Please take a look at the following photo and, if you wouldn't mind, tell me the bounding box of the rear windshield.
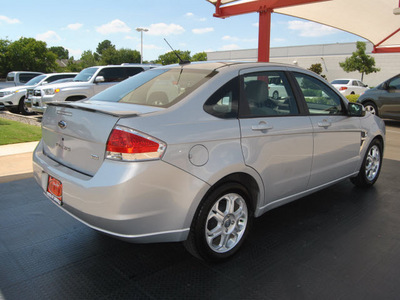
[91,67,216,108]
[331,80,350,85]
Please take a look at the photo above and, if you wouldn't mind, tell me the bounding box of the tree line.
[0,37,207,77]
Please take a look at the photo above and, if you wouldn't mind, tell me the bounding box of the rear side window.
[294,72,344,115]
[204,77,239,118]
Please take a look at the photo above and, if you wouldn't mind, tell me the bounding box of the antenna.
[164,39,191,65]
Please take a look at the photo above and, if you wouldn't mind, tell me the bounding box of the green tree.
[191,52,207,62]
[49,46,69,59]
[308,63,326,80]
[80,50,98,68]
[117,48,141,64]
[96,40,115,56]
[5,37,57,73]
[156,50,191,65]
[0,38,11,77]
[339,41,380,81]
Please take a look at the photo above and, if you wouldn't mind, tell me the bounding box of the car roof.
[158,61,307,72]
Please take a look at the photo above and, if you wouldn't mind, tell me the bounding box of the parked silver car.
[33,62,385,262]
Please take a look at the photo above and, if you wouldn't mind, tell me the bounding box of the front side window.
[19,73,40,83]
[92,68,216,108]
[240,71,299,117]
[294,73,344,115]
[98,68,126,82]
[388,76,400,90]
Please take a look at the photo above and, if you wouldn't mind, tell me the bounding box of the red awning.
[207,0,400,61]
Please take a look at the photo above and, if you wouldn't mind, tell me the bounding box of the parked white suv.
[0,73,77,114]
[27,65,155,114]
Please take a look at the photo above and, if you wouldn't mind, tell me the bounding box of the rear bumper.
[33,140,209,243]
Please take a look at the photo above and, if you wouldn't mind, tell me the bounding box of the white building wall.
[207,42,400,87]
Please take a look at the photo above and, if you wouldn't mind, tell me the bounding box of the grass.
[0,118,42,145]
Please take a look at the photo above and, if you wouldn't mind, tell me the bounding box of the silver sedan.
[33,62,385,262]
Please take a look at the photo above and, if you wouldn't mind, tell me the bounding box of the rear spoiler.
[47,102,154,118]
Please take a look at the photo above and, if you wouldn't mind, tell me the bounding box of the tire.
[184,183,253,262]
[272,91,279,99]
[363,101,378,116]
[18,96,31,115]
[351,139,383,187]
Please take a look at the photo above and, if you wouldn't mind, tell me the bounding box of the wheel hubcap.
[205,193,248,253]
[365,105,376,115]
[365,145,381,181]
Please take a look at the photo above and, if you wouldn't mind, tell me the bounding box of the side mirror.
[348,102,365,117]
[41,81,48,85]
[94,76,105,83]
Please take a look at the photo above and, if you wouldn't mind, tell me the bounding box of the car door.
[239,67,313,205]
[292,72,362,188]
[379,75,400,119]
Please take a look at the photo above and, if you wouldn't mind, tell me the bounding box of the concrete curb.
[0,141,38,183]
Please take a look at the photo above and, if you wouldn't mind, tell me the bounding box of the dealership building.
[206,42,400,87]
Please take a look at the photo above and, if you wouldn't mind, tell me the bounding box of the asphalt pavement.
[0,120,399,299]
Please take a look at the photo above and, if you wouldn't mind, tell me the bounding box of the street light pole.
[136,27,148,64]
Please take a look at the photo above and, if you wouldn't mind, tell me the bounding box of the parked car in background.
[357,73,400,120]
[27,64,155,114]
[0,71,43,89]
[0,72,77,114]
[331,79,369,96]
[33,62,385,262]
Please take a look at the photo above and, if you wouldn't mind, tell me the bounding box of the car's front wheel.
[363,101,378,116]
[184,183,253,262]
[351,139,383,187]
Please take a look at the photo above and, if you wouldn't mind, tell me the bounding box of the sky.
[0,0,365,61]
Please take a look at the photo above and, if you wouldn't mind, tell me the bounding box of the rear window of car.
[91,68,217,108]
[331,80,350,85]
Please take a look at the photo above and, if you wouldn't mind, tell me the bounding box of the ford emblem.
[58,120,67,129]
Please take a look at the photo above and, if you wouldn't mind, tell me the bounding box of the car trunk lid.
[41,102,162,176]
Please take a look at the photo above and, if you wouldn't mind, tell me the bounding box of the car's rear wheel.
[184,183,253,262]
[351,139,383,187]
[364,101,378,116]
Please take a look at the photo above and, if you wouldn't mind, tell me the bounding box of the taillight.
[339,86,348,91]
[106,126,166,161]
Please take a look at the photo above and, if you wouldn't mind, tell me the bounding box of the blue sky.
[0,0,364,61]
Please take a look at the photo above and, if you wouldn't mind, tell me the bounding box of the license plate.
[47,175,63,205]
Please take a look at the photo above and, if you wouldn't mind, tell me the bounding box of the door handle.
[252,122,273,131]
[318,119,331,128]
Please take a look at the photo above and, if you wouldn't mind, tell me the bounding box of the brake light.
[339,86,348,91]
[106,126,166,161]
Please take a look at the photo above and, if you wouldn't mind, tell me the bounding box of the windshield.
[91,67,216,108]
[331,80,350,85]
[25,74,46,86]
[74,67,99,82]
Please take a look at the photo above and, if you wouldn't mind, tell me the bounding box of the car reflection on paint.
[33,61,385,262]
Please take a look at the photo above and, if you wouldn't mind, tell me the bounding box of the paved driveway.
[1,121,400,299]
